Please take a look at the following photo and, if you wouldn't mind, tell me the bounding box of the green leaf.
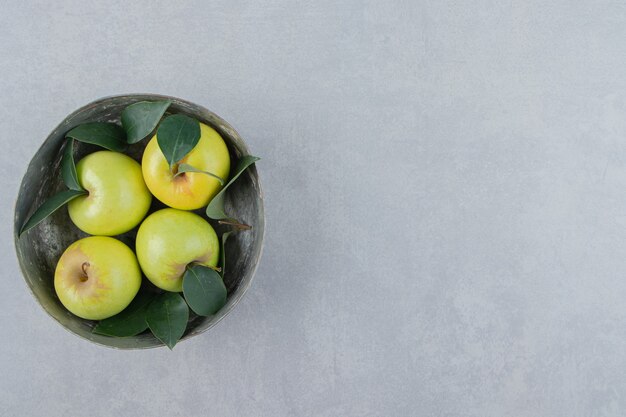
[146,292,189,350]
[93,292,155,337]
[121,100,171,144]
[174,163,225,185]
[19,189,87,237]
[60,138,83,191]
[66,122,126,152]
[220,232,233,279]
[206,155,260,220]
[157,114,201,168]
[182,265,227,317]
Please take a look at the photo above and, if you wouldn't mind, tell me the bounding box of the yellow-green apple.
[141,122,230,210]
[68,151,152,236]
[54,236,142,320]
[135,208,219,292]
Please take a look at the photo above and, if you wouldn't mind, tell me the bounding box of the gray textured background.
[2,1,626,416]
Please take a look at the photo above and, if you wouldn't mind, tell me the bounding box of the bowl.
[13,94,265,349]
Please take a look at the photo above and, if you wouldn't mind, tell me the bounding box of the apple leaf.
[146,292,189,349]
[174,163,225,185]
[121,100,171,144]
[157,114,201,169]
[182,265,227,316]
[19,189,87,237]
[60,138,83,191]
[92,292,155,337]
[66,122,127,152]
[220,231,233,278]
[206,155,260,220]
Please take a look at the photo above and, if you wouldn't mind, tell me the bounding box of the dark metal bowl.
[13,94,265,349]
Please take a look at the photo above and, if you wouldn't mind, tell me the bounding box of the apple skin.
[68,151,152,236]
[135,208,219,292]
[54,236,142,320]
[141,122,230,210]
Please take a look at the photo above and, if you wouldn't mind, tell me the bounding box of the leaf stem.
[186,262,222,272]
[218,220,252,230]
[173,163,225,185]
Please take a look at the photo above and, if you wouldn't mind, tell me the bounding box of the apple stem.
[218,220,252,230]
[80,262,90,282]
[170,163,180,176]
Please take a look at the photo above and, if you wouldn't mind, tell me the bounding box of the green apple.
[54,236,142,320]
[142,122,230,210]
[68,151,152,236]
[135,208,219,292]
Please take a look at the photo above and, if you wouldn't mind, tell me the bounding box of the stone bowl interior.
[13,94,264,349]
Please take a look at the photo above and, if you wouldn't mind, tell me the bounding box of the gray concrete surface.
[2,1,626,416]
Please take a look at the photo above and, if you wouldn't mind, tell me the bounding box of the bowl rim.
[13,93,265,349]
